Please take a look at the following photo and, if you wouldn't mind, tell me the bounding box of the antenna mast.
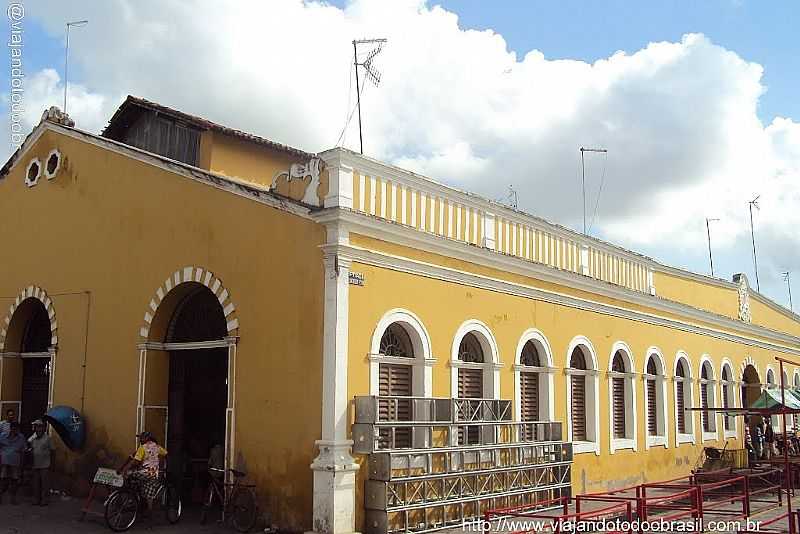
[580,147,607,235]
[352,38,387,154]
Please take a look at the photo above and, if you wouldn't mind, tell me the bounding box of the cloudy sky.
[3,0,799,310]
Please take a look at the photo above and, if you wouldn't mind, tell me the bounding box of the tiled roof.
[102,95,315,159]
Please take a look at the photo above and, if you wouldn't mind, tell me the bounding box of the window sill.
[702,431,718,442]
[724,430,738,439]
[611,438,636,452]
[647,435,668,448]
[676,432,695,445]
[573,440,600,455]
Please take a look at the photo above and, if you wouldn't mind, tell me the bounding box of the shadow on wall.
[51,423,127,498]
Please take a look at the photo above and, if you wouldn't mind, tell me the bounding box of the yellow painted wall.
[750,298,800,339]
[0,129,326,527]
[206,132,329,203]
[346,235,800,530]
[653,271,740,320]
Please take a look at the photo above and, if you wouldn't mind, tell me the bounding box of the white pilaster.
[323,156,354,209]
[483,212,496,250]
[310,223,359,534]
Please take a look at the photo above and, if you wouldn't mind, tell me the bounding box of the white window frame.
[44,149,62,180]
[608,341,637,453]
[450,319,502,400]
[699,356,718,442]
[674,352,696,446]
[368,309,435,397]
[25,157,42,187]
[565,336,600,456]
[513,329,555,422]
[644,347,669,449]
[766,366,776,389]
[721,358,738,439]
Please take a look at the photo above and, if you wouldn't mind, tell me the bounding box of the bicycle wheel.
[231,487,258,533]
[104,488,139,532]
[158,482,182,524]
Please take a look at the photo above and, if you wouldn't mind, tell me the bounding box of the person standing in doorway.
[0,422,26,504]
[0,409,16,437]
[27,420,54,506]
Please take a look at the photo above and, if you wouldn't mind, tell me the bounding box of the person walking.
[0,422,26,504]
[765,417,775,459]
[27,420,54,506]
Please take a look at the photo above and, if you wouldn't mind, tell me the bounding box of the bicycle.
[200,467,258,532]
[104,471,182,532]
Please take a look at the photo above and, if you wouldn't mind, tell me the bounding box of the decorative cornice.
[320,209,800,350]
[330,241,800,356]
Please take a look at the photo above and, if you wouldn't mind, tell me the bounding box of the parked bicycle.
[104,470,182,532]
[200,467,258,532]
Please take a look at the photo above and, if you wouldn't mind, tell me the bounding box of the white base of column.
[308,440,361,534]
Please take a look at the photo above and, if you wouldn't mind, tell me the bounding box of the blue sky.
[3,1,800,308]
[435,0,799,124]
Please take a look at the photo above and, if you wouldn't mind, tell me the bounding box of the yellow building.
[1,98,799,533]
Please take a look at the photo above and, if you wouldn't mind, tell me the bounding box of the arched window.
[721,363,736,436]
[369,309,434,399]
[570,348,588,441]
[674,355,695,445]
[376,323,414,448]
[514,330,554,427]
[644,351,668,448]
[519,341,541,422]
[566,337,599,454]
[608,345,637,452]
[766,368,776,389]
[700,359,717,439]
[458,332,485,399]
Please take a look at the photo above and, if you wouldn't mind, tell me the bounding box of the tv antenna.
[353,38,387,154]
[705,218,720,277]
[782,271,793,312]
[748,195,760,291]
[580,147,607,235]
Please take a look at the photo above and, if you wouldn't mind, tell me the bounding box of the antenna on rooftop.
[782,271,793,312]
[353,38,387,155]
[748,194,760,291]
[580,147,607,235]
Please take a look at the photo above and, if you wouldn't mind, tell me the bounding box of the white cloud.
[7,0,800,304]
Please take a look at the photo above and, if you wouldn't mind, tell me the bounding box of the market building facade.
[2,98,799,532]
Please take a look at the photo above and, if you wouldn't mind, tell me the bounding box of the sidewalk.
[0,495,265,533]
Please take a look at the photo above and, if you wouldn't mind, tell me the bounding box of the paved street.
[0,495,268,534]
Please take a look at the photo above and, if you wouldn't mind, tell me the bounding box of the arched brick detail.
[139,266,239,340]
[0,285,58,351]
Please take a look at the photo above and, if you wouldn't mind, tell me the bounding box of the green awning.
[748,387,800,411]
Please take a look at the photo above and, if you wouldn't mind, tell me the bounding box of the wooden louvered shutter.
[647,378,657,436]
[458,368,483,399]
[458,368,483,444]
[520,372,539,421]
[722,384,731,430]
[701,382,709,432]
[571,375,587,441]
[378,363,412,448]
[613,376,626,439]
[676,381,686,434]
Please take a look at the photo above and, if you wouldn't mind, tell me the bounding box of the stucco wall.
[0,129,326,527]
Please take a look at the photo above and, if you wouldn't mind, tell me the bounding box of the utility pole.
[64,20,88,114]
[579,147,607,235]
[706,218,719,277]
[783,272,793,312]
[352,38,387,155]
[748,195,760,292]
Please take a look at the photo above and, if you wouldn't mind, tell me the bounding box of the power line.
[588,151,608,233]
[579,147,607,235]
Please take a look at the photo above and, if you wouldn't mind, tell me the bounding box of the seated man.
[117,432,167,509]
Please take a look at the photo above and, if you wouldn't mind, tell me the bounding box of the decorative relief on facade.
[270,157,322,206]
[733,273,751,323]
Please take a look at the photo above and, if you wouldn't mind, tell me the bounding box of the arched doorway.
[137,268,239,494]
[741,364,760,409]
[0,289,57,436]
